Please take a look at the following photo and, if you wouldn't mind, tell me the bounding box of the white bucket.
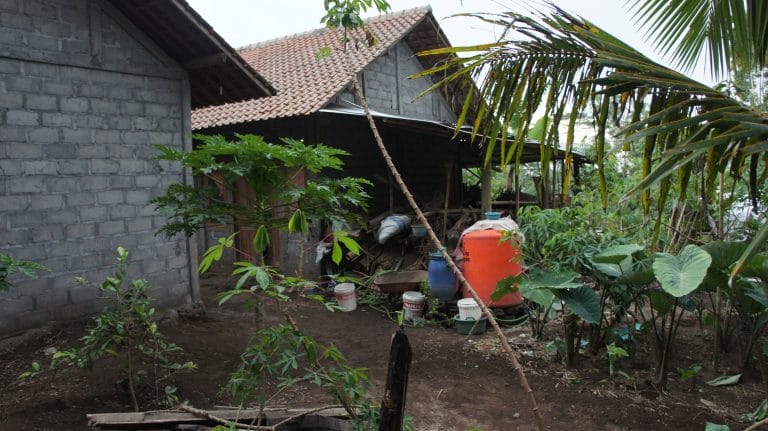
[334,283,357,312]
[402,291,426,321]
[457,298,481,320]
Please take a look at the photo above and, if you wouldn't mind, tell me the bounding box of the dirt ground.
[0,276,764,431]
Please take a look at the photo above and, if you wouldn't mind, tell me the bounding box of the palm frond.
[418,3,768,275]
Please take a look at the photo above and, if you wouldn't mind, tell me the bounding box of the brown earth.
[0,276,764,430]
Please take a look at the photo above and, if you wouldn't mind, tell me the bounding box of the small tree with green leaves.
[152,134,370,266]
[45,247,195,411]
[0,254,48,291]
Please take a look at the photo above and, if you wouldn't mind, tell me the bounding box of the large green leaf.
[590,244,644,278]
[519,269,582,290]
[555,286,601,323]
[742,253,768,283]
[653,245,712,297]
[700,241,748,271]
[732,223,768,286]
[519,283,555,308]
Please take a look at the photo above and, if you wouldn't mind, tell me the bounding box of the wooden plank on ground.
[87,407,349,430]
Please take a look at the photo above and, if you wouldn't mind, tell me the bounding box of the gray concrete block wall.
[362,41,457,123]
[0,0,193,333]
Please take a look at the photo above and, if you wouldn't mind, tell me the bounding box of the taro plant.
[593,244,712,387]
[45,247,195,411]
[700,241,768,370]
[0,253,48,291]
[511,269,601,367]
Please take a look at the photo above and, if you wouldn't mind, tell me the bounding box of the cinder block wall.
[362,41,456,123]
[0,0,193,333]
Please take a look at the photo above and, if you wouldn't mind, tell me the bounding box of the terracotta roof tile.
[192,6,432,130]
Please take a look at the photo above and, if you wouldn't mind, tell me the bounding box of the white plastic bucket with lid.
[334,283,357,312]
[402,291,426,321]
[457,298,482,320]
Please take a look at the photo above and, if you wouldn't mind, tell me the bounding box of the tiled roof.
[192,6,432,130]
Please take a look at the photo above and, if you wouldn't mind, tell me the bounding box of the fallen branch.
[177,404,346,430]
[745,416,768,431]
[178,404,266,430]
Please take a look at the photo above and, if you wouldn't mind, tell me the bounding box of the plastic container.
[402,291,426,321]
[454,315,488,335]
[334,283,357,312]
[461,230,523,308]
[411,224,427,238]
[484,211,501,220]
[427,252,458,301]
[457,298,482,320]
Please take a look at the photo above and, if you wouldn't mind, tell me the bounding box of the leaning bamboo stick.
[351,77,545,431]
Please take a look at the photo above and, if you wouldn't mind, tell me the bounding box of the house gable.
[358,40,456,123]
[192,6,465,130]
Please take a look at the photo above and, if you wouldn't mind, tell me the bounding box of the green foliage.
[653,245,713,297]
[227,325,370,412]
[45,248,195,411]
[331,230,362,265]
[606,342,629,377]
[0,254,48,291]
[418,4,768,284]
[677,364,702,382]
[516,203,625,272]
[742,399,768,423]
[704,423,731,431]
[151,134,370,258]
[519,269,600,323]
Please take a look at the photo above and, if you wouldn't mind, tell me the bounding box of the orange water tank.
[461,230,523,307]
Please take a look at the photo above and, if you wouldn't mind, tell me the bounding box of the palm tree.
[417,1,768,282]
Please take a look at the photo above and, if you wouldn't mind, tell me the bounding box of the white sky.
[186,0,714,85]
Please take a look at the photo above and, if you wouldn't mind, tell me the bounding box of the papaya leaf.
[653,245,712,297]
[253,225,271,254]
[287,209,309,234]
[492,275,521,302]
[331,241,343,265]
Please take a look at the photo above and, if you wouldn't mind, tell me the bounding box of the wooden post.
[442,163,452,242]
[379,328,412,431]
[480,163,492,213]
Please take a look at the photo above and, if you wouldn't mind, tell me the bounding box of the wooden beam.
[182,52,227,70]
[87,407,349,429]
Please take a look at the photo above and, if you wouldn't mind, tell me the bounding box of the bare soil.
[0,277,764,430]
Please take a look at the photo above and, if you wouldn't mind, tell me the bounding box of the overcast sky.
[186,0,713,85]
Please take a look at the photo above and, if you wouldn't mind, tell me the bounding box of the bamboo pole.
[351,77,545,431]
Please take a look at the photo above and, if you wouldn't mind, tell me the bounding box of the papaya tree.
[151,134,370,266]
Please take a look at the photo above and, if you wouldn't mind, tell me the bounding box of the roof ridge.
[236,5,432,53]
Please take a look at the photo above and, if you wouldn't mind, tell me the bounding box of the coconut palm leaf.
[628,0,766,79]
[417,4,768,278]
